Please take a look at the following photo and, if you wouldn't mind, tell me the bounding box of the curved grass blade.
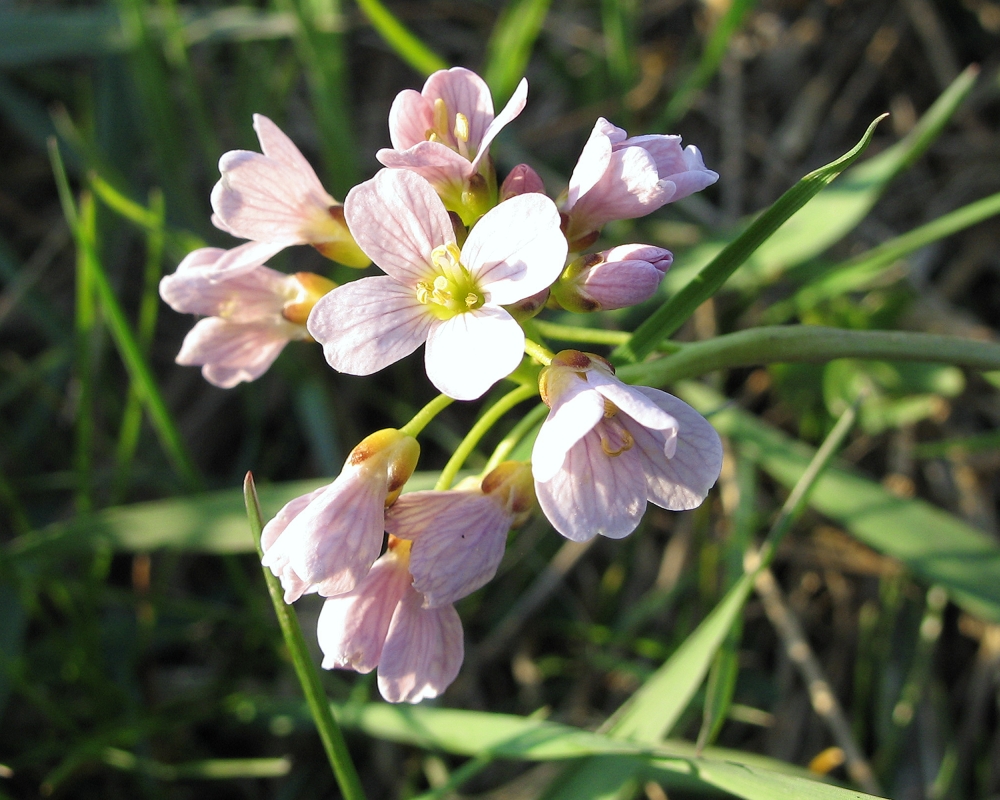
[484,0,553,103]
[353,0,447,77]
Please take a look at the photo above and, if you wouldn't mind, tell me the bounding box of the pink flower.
[550,244,672,312]
[532,351,722,541]
[385,461,534,607]
[210,114,369,274]
[261,429,420,601]
[562,118,718,246]
[159,247,333,388]
[376,68,528,220]
[317,540,464,704]
[500,164,545,201]
[307,169,567,401]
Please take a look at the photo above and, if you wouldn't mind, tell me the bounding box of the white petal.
[208,240,290,278]
[252,114,328,197]
[344,170,455,286]
[462,194,567,305]
[535,430,647,541]
[176,318,293,388]
[307,276,433,376]
[588,371,678,431]
[530,379,605,483]
[470,77,528,172]
[630,388,723,510]
[423,307,524,400]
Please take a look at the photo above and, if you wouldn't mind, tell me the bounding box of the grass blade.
[352,0,447,77]
[484,0,553,104]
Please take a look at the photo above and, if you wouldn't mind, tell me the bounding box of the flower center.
[425,98,472,160]
[598,412,634,458]
[415,243,486,320]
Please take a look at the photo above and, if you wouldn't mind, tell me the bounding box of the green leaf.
[689,759,878,800]
[676,381,1000,623]
[614,115,887,364]
[484,0,553,104]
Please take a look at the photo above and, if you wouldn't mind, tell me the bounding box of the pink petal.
[377,590,464,703]
[343,169,455,286]
[569,147,674,234]
[160,262,290,320]
[211,150,334,243]
[176,318,294,388]
[470,77,528,172]
[261,486,327,602]
[176,247,227,272]
[375,144,472,195]
[587,371,678,431]
[535,430,647,541]
[252,114,327,197]
[422,67,494,149]
[629,388,723,511]
[424,307,524,400]
[565,118,618,208]
[386,491,511,607]
[531,379,605,483]
[462,193,567,305]
[208,240,290,278]
[317,549,412,673]
[388,88,435,151]
[307,276,433,376]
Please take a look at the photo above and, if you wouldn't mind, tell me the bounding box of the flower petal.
[531,379,605,483]
[375,143,472,197]
[470,77,527,172]
[386,491,511,607]
[160,261,290,320]
[569,147,674,234]
[587,371,678,431]
[307,276,433,376]
[387,88,435,151]
[176,318,294,388]
[377,591,464,703]
[317,549,412,673]
[344,169,455,286]
[535,430,647,541]
[261,486,327,602]
[422,67,494,149]
[208,240,290,278]
[565,118,620,208]
[424,307,524,400]
[629,388,723,511]
[462,193,567,305]
[252,114,327,197]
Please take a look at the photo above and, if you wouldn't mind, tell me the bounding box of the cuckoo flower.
[308,169,567,401]
[377,67,528,220]
[159,247,333,388]
[385,461,534,607]
[562,118,718,247]
[210,114,369,274]
[532,351,723,541]
[317,539,464,704]
[550,244,672,312]
[261,429,420,601]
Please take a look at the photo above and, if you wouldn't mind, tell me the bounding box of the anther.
[454,113,470,143]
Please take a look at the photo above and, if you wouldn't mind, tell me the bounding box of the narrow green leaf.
[101,748,291,780]
[245,474,367,800]
[676,381,1000,623]
[601,0,639,93]
[614,115,887,364]
[691,759,877,800]
[352,0,447,77]
[484,0,553,104]
[695,628,741,752]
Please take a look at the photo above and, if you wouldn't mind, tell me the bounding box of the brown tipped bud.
[482,461,535,526]
[503,288,550,322]
[310,204,371,268]
[550,245,671,313]
[500,164,545,201]
[282,272,337,325]
[347,428,421,505]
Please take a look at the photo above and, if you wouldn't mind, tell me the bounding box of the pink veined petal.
[422,67,494,150]
[565,120,615,210]
[176,318,296,389]
[569,147,675,233]
[160,263,290,319]
[252,114,327,196]
[629,387,723,511]
[423,307,524,401]
[211,151,334,243]
[388,89,435,151]
[375,144,473,194]
[344,170,455,286]
[261,467,387,597]
[317,550,412,673]
[531,379,606,483]
[387,491,511,607]
[208,240,291,279]
[535,430,648,541]
[470,77,528,173]
[377,591,464,703]
[307,276,433,377]
[616,133,686,173]
[176,247,226,272]
[587,371,678,431]
[462,193,567,305]
[260,485,327,602]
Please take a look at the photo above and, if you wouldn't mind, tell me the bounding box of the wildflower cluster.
[161,67,724,703]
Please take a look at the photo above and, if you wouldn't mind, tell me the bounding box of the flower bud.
[282,272,337,326]
[481,461,535,526]
[500,164,545,201]
[550,244,672,312]
[310,204,372,268]
[503,287,550,322]
[348,428,421,506]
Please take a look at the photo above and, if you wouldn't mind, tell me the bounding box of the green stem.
[399,393,453,438]
[523,338,554,366]
[244,474,367,800]
[532,320,684,352]
[482,401,548,475]
[435,384,538,490]
[617,325,1000,388]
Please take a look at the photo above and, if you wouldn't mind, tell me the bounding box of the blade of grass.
[483,0,553,104]
[244,473,366,800]
[50,139,203,492]
[352,0,447,77]
[601,0,639,93]
[101,748,291,780]
[72,190,99,514]
[614,114,887,364]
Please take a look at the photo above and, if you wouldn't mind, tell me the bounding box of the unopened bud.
[311,205,371,268]
[503,288,550,322]
[282,272,337,325]
[550,244,671,312]
[539,350,614,406]
[348,428,421,505]
[500,164,545,201]
[481,461,535,526]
